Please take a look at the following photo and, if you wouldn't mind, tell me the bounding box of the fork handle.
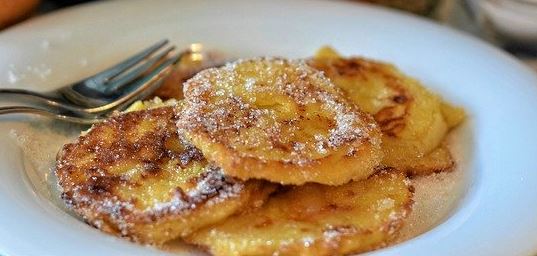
[0,88,61,101]
[0,106,101,124]
[0,88,95,114]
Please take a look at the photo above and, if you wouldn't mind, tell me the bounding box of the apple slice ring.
[177,58,382,185]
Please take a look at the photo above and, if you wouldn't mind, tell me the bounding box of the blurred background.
[1,0,536,71]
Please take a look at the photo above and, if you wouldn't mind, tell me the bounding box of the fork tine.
[88,52,183,113]
[92,39,169,82]
[103,45,176,94]
[25,52,182,116]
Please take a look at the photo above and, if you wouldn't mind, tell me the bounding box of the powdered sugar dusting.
[7,69,19,84]
[244,77,256,91]
[152,167,244,214]
[322,225,358,241]
[5,63,53,85]
[8,121,84,214]
[52,106,255,244]
[377,198,396,211]
[395,169,464,242]
[177,57,379,165]
[393,125,469,245]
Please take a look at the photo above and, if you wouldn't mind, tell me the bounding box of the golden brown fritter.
[187,170,413,256]
[55,106,275,245]
[177,57,383,185]
[309,47,465,175]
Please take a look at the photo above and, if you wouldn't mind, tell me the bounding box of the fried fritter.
[309,47,465,175]
[177,58,383,185]
[187,170,413,256]
[55,106,275,245]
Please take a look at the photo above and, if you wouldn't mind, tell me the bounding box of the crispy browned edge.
[308,56,459,176]
[55,107,274,243]
[186,168,414,256]
[307,56,413,138]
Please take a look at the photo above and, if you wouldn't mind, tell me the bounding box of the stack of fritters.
[55,48,464,256]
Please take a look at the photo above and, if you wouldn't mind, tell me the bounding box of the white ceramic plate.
[1,0,536,255]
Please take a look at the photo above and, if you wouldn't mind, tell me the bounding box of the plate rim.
[0,0,537,255]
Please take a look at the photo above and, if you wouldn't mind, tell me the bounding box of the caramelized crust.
[55,106,275,245]
[177,58,383,185]
[187,170,413,256]
[309,47,465,175]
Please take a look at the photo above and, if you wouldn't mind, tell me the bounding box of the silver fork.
[0,39,182,116]
[0,60,175,125]
[0,106,106,124]
[0,40,184,124]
